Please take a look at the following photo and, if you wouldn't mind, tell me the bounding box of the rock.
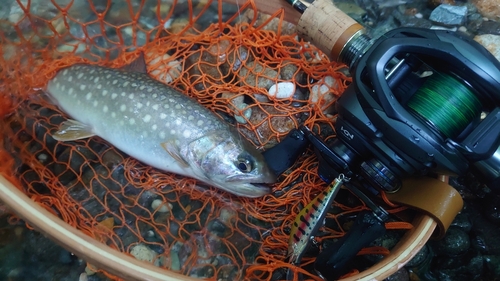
[240,105,296,148]
[233,103,252,124]
[406,245,431,267]
[148,53,183,85]
[450,210,473,233]
[437,227,470,256]
[474,34,500,62]
[473,0,500,20]
[268,82,295,99]
[240,9,296,35]
[130,243,160,266]
[429,4,468,26]
[239,61,281,90]
[483,255,500,278]
[151,199,172,213]
[309,75,340,114]
[384,267,410,281]
[428,0,455,7]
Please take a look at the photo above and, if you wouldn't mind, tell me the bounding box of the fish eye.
[236,154,254,173]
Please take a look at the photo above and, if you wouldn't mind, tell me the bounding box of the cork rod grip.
[296,0,364,61]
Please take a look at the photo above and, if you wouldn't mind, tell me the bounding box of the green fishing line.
[407,73,482,139]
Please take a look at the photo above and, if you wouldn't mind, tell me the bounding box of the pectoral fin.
[161,142,190,167]
[53,119,96,141]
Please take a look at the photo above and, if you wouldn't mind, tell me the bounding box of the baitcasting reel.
[321,27,500,193]
[266,27,500,194]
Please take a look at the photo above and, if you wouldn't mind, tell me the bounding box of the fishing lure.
[287,174,349,266]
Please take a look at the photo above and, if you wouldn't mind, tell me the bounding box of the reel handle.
[314,211,386,281]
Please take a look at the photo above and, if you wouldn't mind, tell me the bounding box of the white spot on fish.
[102,90,108,96]
[97,84,102,89]
[86,92,92,100]
[111,112,116,118]
[77,73,84,79]
[171,129,176,134]
[164,104,169,109]
[160,113,167,119]
[68,76,73,82]
[111,93,118,99]
[188,115,194,121]
[153,94,158,98]
[143,115,152,123]
[129,93,134,99]
[93,100,98,107]
[94,77,99,83]
[129,118,135,125]
[147,88,153,93]
[140,94,146,98]
[80,84,86,90]
[103,105,108,112]
[121,92,126,97]
[152,124,157,130]
[139,85,145,90]
[123,81,129,87]
[159,132,166,139]
[53,77,58,82]
[197,120,204,126]
[106,74,111,79]
[131,83,138,87]
[175,104,181,109]
[120,104,126,112]
[89,69,95,74]
[63,69,68,75]
[152,104,159,110]
[175,119,182,126]
[55,82,60,88]
[146,101,150,106]
[137,103,143,109]
[183,130,191,138]
[165,122,170,127]
[68,88,73,95]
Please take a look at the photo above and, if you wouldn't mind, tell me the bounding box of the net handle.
[0,175,197,281]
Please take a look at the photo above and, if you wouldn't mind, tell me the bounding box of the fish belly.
[46,64,224,178]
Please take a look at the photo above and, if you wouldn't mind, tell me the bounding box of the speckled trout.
[46,55,276,197]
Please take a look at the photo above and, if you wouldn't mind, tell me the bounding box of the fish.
[45,54,276,197]
[287,174,348,278]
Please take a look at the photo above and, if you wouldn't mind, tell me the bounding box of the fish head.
[186,130,276,197]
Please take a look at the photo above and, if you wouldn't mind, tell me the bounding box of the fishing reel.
[314,27,500,193]
[266,27,500,194]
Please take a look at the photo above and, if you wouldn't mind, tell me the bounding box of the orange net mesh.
[0,0,413,280]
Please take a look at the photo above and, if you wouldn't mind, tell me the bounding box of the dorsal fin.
[121,52,148,74]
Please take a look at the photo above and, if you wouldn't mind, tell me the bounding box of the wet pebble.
[383,267,410,281]
[474,34,500,62]
[151,199,173,213]
[473,0,500,20]
[436,227,470,256]
[309,75,340,114]
[430,4,468,26]
[268,82,295,99]
[405,244,431,267]
[130,243,160,266]
[239,61,281,90]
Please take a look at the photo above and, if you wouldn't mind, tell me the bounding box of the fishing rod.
[263,0,500,279]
